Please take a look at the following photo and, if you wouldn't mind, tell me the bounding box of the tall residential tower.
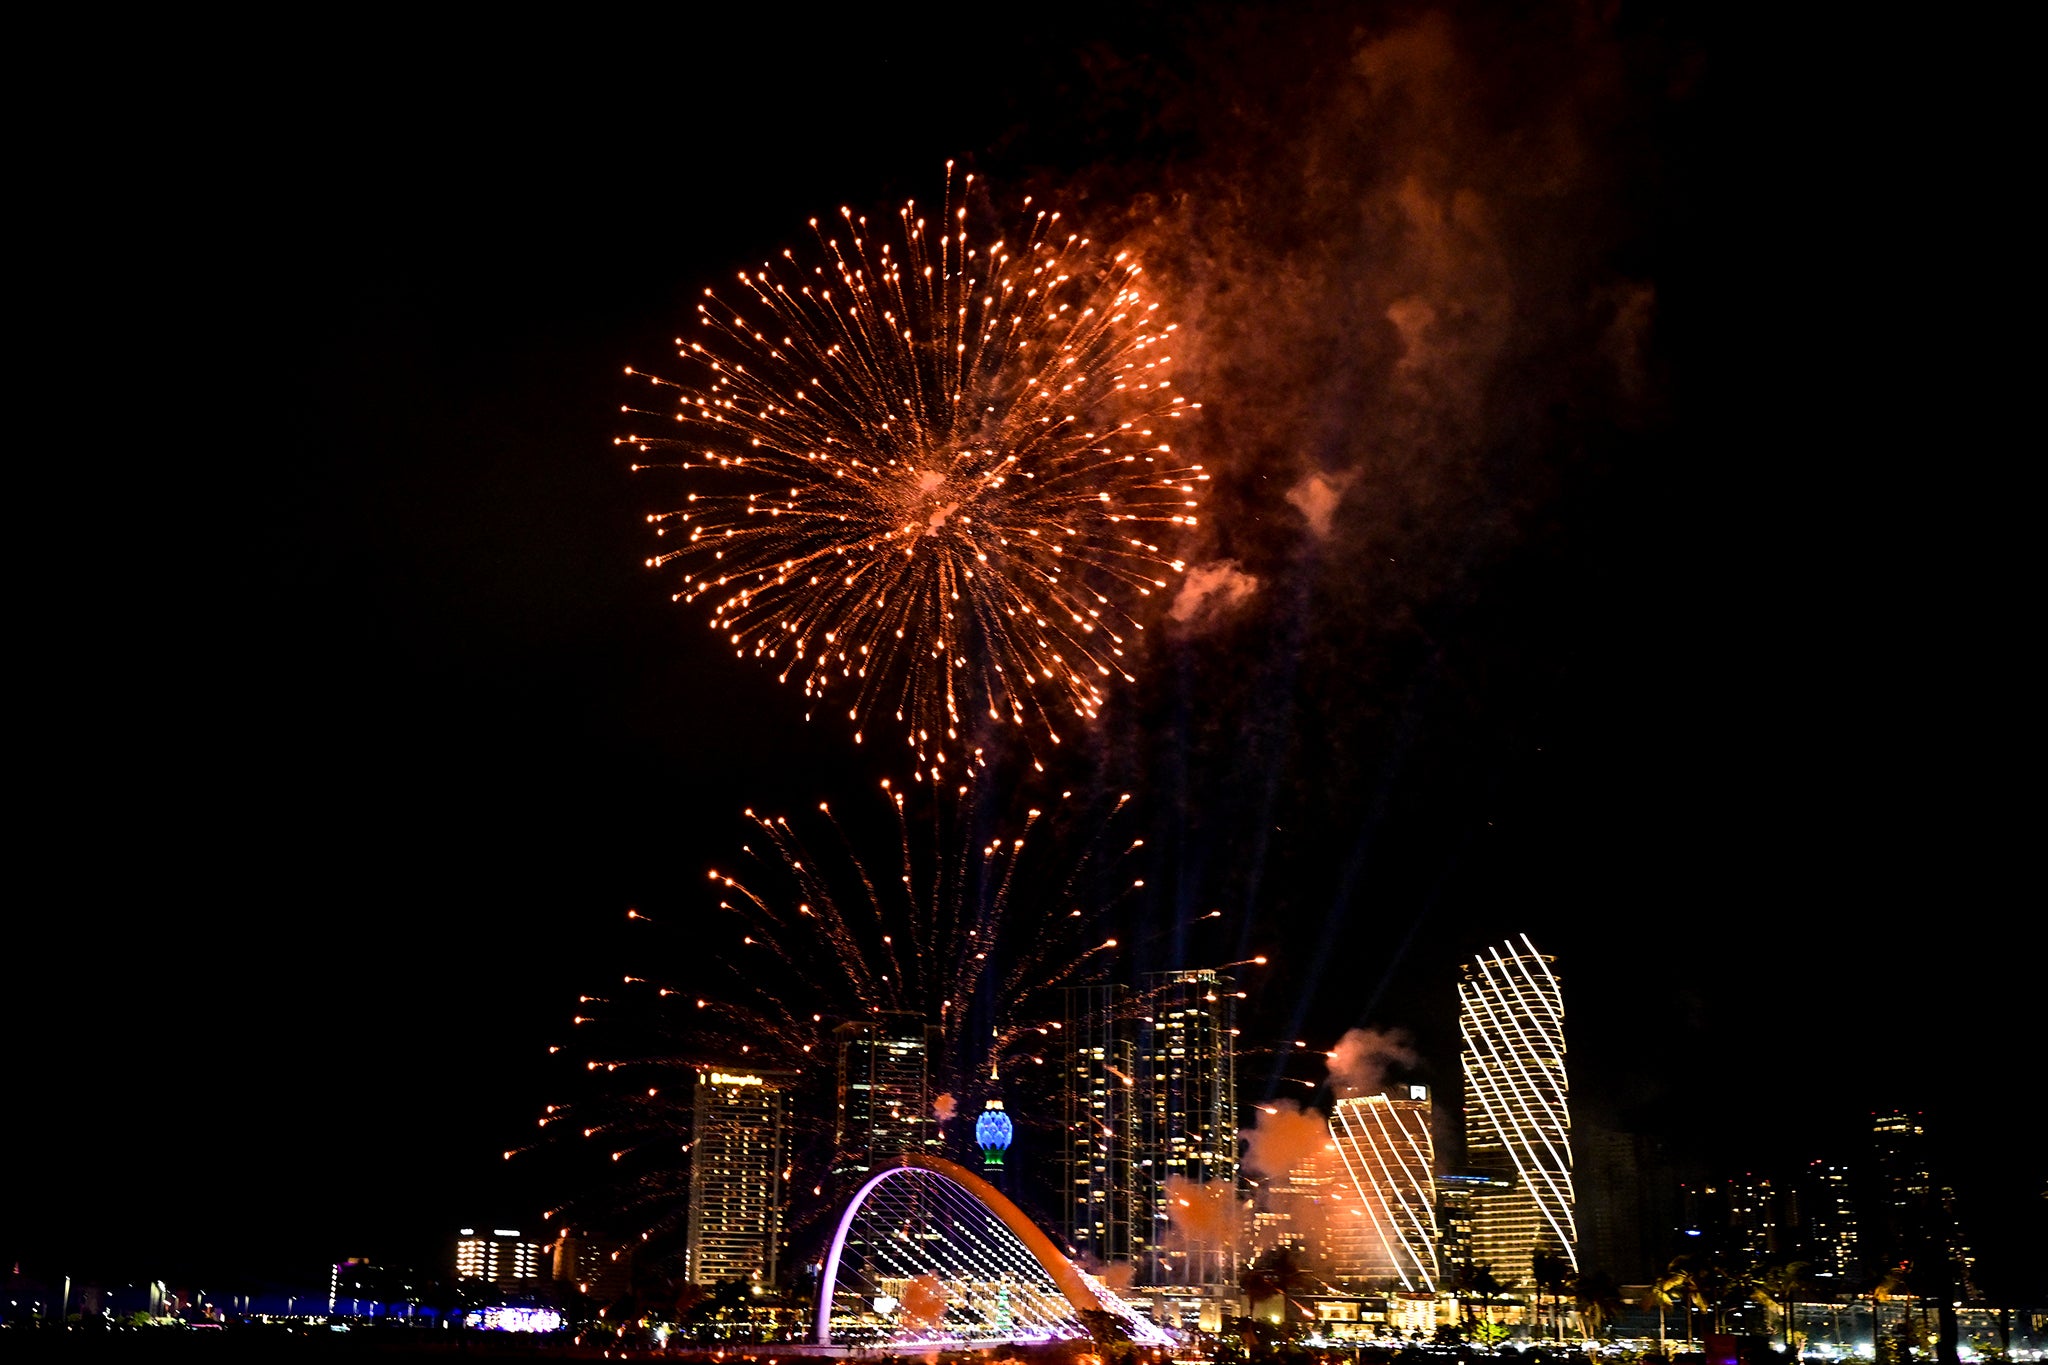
[1138,969,1240,1285]
[832,1013,941,1182]
[1327,1086,1439,1290]
[1459,935,1575,1285]
[1063,984,1139,1264]
[685,1067,793,1286]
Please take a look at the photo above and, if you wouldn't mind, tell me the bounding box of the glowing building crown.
[975,1099,1013,1166]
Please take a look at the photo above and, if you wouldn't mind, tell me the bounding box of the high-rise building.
[1459,935,1575,1286]
[1799,1159,1861,1282]
[686,1066,793,1287]
[1870,1111,1975,1296]
[1063,984,1139,1265]
[1138,969,1240,1285]
[330,1258,417,1313]
[1434,1172,1511,1282]
[1725,1173,1788,1265]
[1574,1122,1644,1282]
[553,1232,634,1302]
[453,1228,547,1297]
[1326,1086,1439,1291]
[833,1013,940,1180]
[1573,1122,1678,1283]
[1250,1147,1334,1266]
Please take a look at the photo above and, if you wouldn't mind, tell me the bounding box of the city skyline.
[14,932,2023,1334]
[614,939,2003,1319]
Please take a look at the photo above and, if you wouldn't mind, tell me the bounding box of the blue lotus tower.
[976,1050,1014,1191]
[977,1099,1013,1167]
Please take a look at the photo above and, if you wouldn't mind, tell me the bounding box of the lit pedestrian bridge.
[816,1155,1170,1348]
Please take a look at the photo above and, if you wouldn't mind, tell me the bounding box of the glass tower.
[832,1012,942,1181]
[1138,969,1240,1285]
[1063,983,1138,1264]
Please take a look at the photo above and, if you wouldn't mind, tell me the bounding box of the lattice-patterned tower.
[1327,1086,1439,1290]
[1459,936,1575,1285]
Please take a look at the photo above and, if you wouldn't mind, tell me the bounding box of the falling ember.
[626,166,1206,775]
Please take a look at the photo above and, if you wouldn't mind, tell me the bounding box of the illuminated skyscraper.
[553,1232,633,1302]
[1435,1172,1511,1280]
[1800,1159,1861,1281]
[685,1066,792,1286]
[1326,1086,1439,1290]
[832,1013,941,1180]
[1138,969,1240,1285]
[1459,935,1575,1285]
[1249,1145,1338,1265]
[1870,1111,1975,1296]
[1725,1172,1786,1265]
[1063,984,1139,1264]
[454,1228,547,1295]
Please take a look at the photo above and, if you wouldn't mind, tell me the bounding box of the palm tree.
[1869,1264,1908,1365]
[1643,1273,1679,1355]
[1570,1268,1625,1343]
[1697,1254,1750,1336]
[1459,1263,1507,1339]
[1531,1248,1573,1342]
[1754,1261,1817,1353]
[1238,1246,1315,1331]
[1450,1262,1496,1335]
[1659,1257,1708,1352]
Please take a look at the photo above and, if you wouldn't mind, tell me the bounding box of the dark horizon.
[10,3,2036,1305]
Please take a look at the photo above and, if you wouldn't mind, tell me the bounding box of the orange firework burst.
[621,164,1205,779]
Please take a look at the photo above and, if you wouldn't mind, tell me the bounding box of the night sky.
[11,3,2037,1299]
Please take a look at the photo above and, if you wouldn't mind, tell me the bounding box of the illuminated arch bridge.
[817,1155,1171,1348]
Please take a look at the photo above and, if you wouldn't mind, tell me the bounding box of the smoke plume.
[1169,558,1260,630]
[1325,1026,1420,1098]
[1111,7,1667,605]
[1090,1260,1138,1292]
[901,1274,948,1329]
[1240,1099,1331,1181]
[1158,1174,1245,1256]
[1285,470,1356,540]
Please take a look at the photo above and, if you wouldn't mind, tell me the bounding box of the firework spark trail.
[623,164,1207,780]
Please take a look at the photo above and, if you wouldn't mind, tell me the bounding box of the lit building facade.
[1800,1159,1861,1281]
[1327,1087,1439,1290]
[330,1258,420,1313]
[1063,983,1140,1264]
[1251,1144,1340,1268]
[1725,1172,1786,1264]
[454,1228,547,1296]
[1459,936,1575,1286]
[833,1013,941,1180]
[686,1067,792,1286]
[1870,1111,1975,1296]
[553,1232,633,1302]
[1138,969,1240,1285]
[1434,1172,1511,1281]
